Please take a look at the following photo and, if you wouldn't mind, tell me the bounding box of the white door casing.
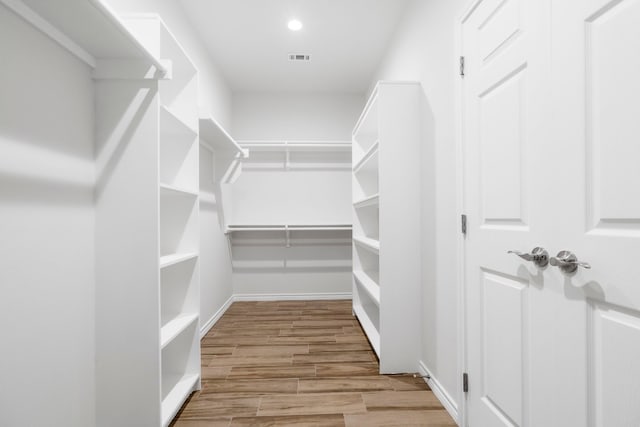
[461,0,640,426]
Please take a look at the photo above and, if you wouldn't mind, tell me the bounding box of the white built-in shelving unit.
[128,15,201,427]
[352,81,422,374]
[84,9,201,425]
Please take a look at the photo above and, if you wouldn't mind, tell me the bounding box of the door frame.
[454,1,486,426]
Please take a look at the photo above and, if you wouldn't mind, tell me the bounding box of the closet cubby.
[352,81,422,374]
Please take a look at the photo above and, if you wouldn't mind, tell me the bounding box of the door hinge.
[463,372,469,393]
[461,214,467,235]
[460,56,465,77]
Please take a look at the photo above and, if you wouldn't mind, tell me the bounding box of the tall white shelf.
[352,81,422,374]
[94,13,201,427]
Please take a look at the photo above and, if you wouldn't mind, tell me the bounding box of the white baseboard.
[418,360,460,425]
[200,295,234,339]
[232,292,352,302]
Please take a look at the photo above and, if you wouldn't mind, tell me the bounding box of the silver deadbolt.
[508,247,549,268]
[549,250,591,274]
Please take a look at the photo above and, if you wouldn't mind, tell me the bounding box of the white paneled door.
[462,0,640,426]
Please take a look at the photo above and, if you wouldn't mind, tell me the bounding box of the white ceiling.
[180,0,411,93]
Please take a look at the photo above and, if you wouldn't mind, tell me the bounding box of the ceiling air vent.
[289,53,310,61]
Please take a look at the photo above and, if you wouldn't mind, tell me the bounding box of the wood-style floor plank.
[171,300,456,426]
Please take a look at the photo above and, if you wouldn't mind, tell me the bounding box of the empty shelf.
[13,0,167,73]
[353,236,380,254]
[353,270,380,305]
[199,113,248,157]
[353,141,379,173]
[238,141,351,152]
[226,224,352,233]
[160,184,198,197]
[161,373,199,427]
[161,313,198,349]
[353,194,380,209]
[160,253,198,268]
[353,303,380,357]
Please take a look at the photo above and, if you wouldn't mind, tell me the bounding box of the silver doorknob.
[508,247,549,267]
[549,250,591,274]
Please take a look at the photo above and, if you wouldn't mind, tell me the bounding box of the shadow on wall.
[95,83,158,202]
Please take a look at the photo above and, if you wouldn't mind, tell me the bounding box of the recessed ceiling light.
[288,19,303,31]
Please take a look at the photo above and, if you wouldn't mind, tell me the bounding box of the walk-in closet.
[3,0,639,426]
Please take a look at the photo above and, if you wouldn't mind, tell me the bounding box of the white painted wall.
[105,0,233,128]
[230,93,363,297]
[370,0,468,418]
[232,92,364,141]
[0,7,95,426]
[199,145,234,332]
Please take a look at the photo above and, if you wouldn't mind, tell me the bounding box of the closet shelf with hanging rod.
[237,140,352,171]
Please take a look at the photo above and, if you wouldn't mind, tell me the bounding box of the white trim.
[419,361,460,425]
[1,0,96,67]
[456,2,482,425]
[455,5,467,427]
[199,295,234,339]
[233,292,352,302]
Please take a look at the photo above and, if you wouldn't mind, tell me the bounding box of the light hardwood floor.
[172,300,457,426]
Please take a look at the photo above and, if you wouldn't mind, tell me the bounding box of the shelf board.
[353,141,379,173]
[161,313,198,349]
[161,105,198,139]
[238,141,352,152]
[226,224,352,233]
[160,253,198,269]
[160,184,198,197]
[199,113,248,157]
[353,194,380,209]
[353,236,380,255]
[161,373,200,427]
[10,0,167,73]
[354,270,380,305]
[353,303,380,357]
